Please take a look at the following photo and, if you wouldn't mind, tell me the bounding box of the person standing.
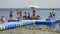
[51,9,56,17]
[23,12,27,19]
[31,10,36,20]
[19,10,22,18]
[9,10,13,20]
[17,9,20,21]
[27,12,30,19]
[19,10,22,20]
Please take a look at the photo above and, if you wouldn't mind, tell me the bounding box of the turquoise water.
[0,8,60,30]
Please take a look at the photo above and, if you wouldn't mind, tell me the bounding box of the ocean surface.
[0,8,60,34]
[0,8,60,20]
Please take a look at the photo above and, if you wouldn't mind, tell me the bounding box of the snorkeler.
[9,10,13,20]
[1,16,6,22]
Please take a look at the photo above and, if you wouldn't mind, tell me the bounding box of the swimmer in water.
[1,16,6,22]
[9,10,13,20]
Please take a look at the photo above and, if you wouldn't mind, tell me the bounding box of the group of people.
[23,9,36,20]
[15,9,36,21]
[16,9,36,20]
[10,9,37,20]
[49,9,56,18]
[10,10,36,21]
[0,9,37,22]
[0,9,56,22]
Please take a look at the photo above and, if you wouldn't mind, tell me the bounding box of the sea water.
[0,8,60,20]
[0,8,60,34]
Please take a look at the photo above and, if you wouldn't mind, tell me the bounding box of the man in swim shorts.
[31,10,36,20]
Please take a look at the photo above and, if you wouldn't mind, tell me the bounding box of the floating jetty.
[0,18,60,31]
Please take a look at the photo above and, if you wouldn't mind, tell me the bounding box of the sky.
[0,0,60,8]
